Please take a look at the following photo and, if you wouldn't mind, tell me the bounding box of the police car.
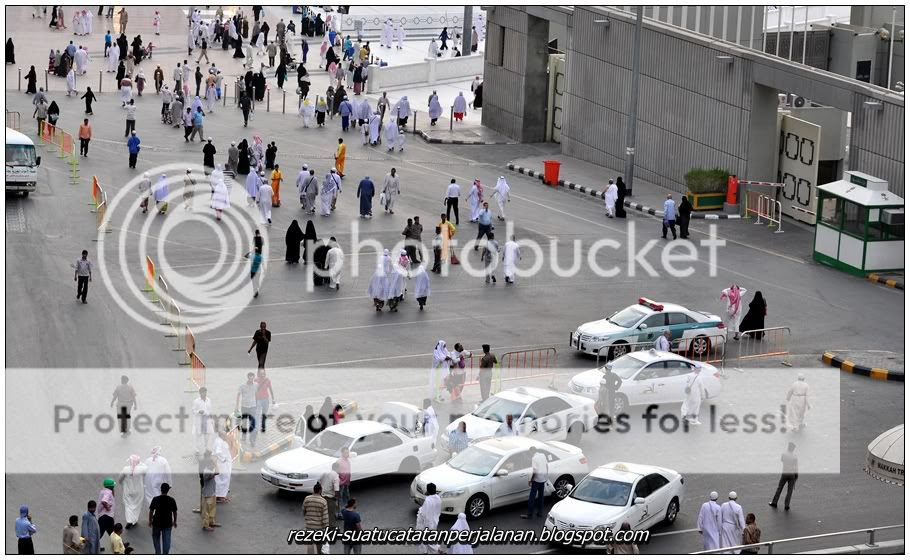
[570,298,726,360]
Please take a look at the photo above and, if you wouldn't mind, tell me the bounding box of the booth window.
[867,209,905,241]
[842,201,866,238]
[819,194,842,228]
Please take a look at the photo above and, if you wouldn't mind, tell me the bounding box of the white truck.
[6,128,41,196]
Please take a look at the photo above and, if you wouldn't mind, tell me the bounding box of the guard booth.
[813,171,904,276]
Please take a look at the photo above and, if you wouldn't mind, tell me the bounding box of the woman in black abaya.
[236,138,251,175]
[739,291,767,339]
[302,220,318,264]
[615,176,627,218]
[285,220,305,263]
[312,240,329,286]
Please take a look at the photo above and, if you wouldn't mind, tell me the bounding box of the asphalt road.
[5,76,905,554]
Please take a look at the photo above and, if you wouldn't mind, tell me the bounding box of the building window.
[842,200,866,238]
[819,194,841,229]
[491,25,505,66]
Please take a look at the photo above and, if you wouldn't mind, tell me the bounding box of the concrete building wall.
[849,95,905,196]
[621,5,763,49]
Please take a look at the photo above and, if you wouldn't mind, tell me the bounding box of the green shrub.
[685,168,731,194]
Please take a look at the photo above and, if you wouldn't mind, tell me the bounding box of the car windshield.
[6,144,36,167]
[472,396,527,423]
[447,446,503,477]
[608,355,647,379]
[305,430,353,457]
[570,476,633,506]
[608,307,646,328]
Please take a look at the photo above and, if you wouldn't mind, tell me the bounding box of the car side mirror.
[348,451,358,458]
[634,497,645,505]
[495,469,509,477]
[565,484,574,493]
[36,156,41,166]
[637,323,648,330]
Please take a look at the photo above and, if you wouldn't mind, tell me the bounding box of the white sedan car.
[568,350,722,415]
[411,436,589,519]
[261,402,436,492]
[546,462,685,548]
[442,386,597,452]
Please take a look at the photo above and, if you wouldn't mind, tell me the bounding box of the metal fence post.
[18,68,21,91]
[45,70,49,91]
[868,529,876,547]
[282,91,286,114]
[266,88,270,112]
[99,71,102,92]
[449,105,453,131]
[413,110,417,133]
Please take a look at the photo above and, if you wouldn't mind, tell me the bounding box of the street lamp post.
[623,6,643,196]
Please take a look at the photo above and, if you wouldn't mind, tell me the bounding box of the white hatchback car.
[546,462,685,548]
[411,436,589,520]
[568,350,722,415]
[442,386,597,453]
[261,402,436,493]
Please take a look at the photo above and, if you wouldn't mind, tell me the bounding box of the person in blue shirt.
[338,97,353,132]
[81,501,100,555]
[356,176,374,218]
[474,201,494,251]
[447,421,469,456]
[15,505,37,554]
[126,131,140,168]
[341,499,362,554]
[104,31,112,56]
[250,246,264,298]
[662,194,678,240]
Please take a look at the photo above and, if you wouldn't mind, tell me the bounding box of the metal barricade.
[95,200,111,233]
[89,176,103,211]
[735,326,791,366]
[156,275,172,326]
[143,256,157,298]
[596,334,727,368]
[6,111,20,130]
[692,523,903,554]
[745,190,784,233]
[494,347,559,393]
[190,351,206,390]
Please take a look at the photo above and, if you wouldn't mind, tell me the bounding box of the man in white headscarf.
[153,174,169,214]
[84,10,94,35]
[368,111,381,146]
[320,169,341,216]
[697,491,722,551]
[720,284,745,340]
[785,374,810,432]
[466,180,481,223]
[66,66,77,97]
[326,237,344,290]
[117,455,147,528]
[381,18,393,47]
[428,93,442,126]
[107,42,120,72]
[680,366,705,425]
[144,447,172,507]
[416,483,442,554]
[421,398,439,441]
[394,23,406,50]
[299,98,315,127]
[381,167,400,214]
[604,180,618,218]
[493,176,511,221]
[719,491,745,551]
[447,513,473,554]
[212,429,233,503]
[256,171,273,224]
[502,235,521,284]
[298,167,319,214]
[427,38,439,58]
[192,386,214,455]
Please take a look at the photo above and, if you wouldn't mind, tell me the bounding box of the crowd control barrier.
[434,347,559,402]
[38,120,79,184]
[735,326,791,366]
[143,255,157,298]
[595,334,727,368]
[745,190,784,233]
[6,110,21,130]
[89,176,104,211]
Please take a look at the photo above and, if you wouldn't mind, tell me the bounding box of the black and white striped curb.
[507,162,742,220]
[418,131,518,145]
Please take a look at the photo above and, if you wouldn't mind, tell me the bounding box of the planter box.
[687,191,725,211]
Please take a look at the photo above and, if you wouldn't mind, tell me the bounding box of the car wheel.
[398,456,420,475]
[613,394,629,416]
[466,493,488,520]
[565,422,585,445]
[690,336,711,358]
[553,475,574,499]
[608,342,630,361]
[664,498,679,524]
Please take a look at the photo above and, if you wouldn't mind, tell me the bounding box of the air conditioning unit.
[881,208,904,226]
[778,93,789,107]
[790,95,807,108]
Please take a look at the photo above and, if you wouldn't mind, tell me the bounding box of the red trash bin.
[543,160,561,186]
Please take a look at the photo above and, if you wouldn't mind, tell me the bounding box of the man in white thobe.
[321,170,340,216]
[502,236,521,284]
[326,237,344,290]
[422,399,439,441]
[394,24,405,49]
[192,387,214,455]
[493,176,511,220]
[604,180,618,217]
[720,284,745,340]
[368,112,381,146]
[245,170,261,206]
[381,19,393,47]
[118,455,147,527]
[681,367,705,425]
[416,483,442,554]
[74,47,89,75]
[84,10,93,34]
[785,374,810,432]
[427,38,439,58]
[300,168,319,214]
[654,330,671,352]
[107,44,119,72]
[697,491,722,551]
[467,181,481,222]
[256,174,274,224]
[453,91,467,119]
[212,430,233,501]
[719,492,745,553]
[144,447,172,507]
[66,68,77,96]
[382,168,400,213]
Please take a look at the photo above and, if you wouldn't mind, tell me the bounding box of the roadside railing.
[691,524,903,554]
[735,326,791,367]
